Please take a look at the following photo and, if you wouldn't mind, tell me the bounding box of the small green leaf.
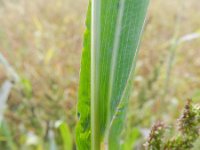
[59,122,73,150]
[122,128,140,150]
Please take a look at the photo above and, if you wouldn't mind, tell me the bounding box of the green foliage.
[0,121,17,150]
[58,122,72,150]
[122,127,141,150]
[20,77,33,99]
[75,2,91,150]
[76,0,149,149]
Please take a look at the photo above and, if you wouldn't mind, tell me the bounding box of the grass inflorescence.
[145,99,200,150]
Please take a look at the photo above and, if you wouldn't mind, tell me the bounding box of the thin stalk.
[164,39,178,95]
[91,0,101,150]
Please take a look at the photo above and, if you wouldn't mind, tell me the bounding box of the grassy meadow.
[0,0,200,149]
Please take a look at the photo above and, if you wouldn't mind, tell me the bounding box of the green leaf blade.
[59,122,73,150]
[107,1,149,149]
[76,0,149,149]
[76,3,91,150]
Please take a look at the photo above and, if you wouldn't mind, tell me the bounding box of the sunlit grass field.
[0,0,200,149]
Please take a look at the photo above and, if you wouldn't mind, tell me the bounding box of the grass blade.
[76,0,149,149]
[76,3,91,150]
[59,122,72,150]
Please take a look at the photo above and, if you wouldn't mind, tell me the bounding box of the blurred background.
[0,0,199,149]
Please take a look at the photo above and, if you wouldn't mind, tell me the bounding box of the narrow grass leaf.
[59,122,72,150]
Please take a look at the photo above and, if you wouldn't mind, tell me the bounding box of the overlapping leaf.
[76,0,149,149]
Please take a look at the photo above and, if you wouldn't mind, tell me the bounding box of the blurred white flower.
[26,132,39,146]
